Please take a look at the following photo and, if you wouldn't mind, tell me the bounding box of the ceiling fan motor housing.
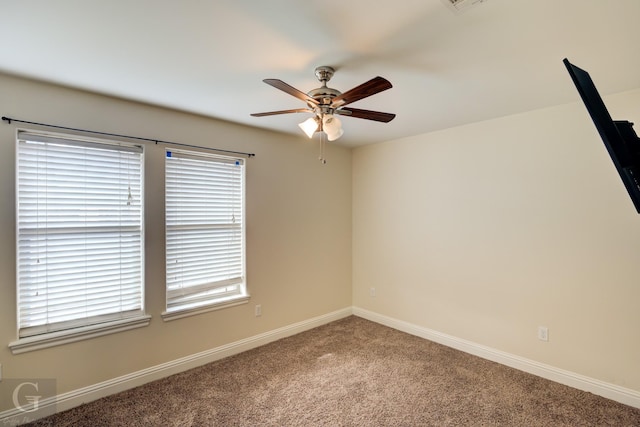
[307,86,342,111]
[308,66,342,111]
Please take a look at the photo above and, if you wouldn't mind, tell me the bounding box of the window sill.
[9,315,152,354]
[161,294,250,322]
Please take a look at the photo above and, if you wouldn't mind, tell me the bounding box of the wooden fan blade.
[263,79,319,105]
[251,108,313,117]
[336,107,396,123]
[331,76,392,107]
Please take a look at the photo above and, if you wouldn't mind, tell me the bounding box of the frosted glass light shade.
[298,117,319,138]
[327,127,343,141]
[323,114,343,141]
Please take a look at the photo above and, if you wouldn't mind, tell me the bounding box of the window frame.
[10,129,150,354]
[162,148,249,321]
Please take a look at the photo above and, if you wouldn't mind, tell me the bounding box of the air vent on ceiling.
[442,0,488,13]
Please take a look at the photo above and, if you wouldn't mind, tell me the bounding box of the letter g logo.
[12,381,42,412]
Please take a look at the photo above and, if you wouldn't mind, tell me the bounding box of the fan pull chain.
[319,132,327,164]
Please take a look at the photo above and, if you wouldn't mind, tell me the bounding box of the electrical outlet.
[538,326,549,342]
[369,287,376,297]
[255,304,262,317]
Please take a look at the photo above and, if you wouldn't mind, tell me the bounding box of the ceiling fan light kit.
[252,66,395,162]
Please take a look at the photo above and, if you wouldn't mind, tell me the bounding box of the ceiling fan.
[251,66,396,144]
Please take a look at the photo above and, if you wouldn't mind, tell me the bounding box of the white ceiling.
[1,0,639,147]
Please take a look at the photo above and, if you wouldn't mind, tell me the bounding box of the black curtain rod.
[2,116,256,158]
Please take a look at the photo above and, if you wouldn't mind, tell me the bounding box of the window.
[163,149,247,319]
[12,131,148,353]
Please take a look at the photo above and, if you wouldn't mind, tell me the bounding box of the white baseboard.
[352,306,640,409]
[0,307,353,426]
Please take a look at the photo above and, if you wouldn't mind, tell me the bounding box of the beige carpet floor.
[26,316,640,426]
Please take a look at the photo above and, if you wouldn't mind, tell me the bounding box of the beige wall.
[2,69,639,412]
[0,73,352,411]
[353,89,640,393]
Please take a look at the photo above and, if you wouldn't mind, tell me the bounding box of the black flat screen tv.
[563,58,640,214]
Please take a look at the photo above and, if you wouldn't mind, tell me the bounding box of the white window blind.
[165,149,246,313]
[16,131,145,338]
